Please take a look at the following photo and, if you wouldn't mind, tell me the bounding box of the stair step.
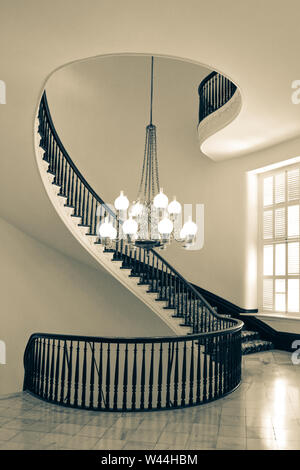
[242,339,274,355]
[241,330,260,342]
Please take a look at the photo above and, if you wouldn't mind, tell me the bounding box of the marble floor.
[0,350,300,450]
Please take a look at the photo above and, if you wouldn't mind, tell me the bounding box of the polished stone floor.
[0,350,300,450]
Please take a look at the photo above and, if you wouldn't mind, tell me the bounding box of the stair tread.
[242,339,274,355]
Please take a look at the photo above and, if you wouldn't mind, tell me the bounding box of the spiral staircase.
[22,71,273,413]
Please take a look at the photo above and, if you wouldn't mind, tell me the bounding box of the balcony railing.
[24,327,242,411]
[198,72,237,124]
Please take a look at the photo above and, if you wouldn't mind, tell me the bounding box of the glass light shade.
[99,218,117,239]
[130,201,144,217]
[153,188,168,209]
[158,217,173,235]
[123,216,138,235]
[180,216,197,238]
[168,197,182,215]
[114,190,129,211]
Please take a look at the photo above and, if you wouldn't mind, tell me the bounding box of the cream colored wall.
[46,55,300,310]
[0,216,173,395]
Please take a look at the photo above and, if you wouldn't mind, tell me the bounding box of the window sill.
[240,311,300,321]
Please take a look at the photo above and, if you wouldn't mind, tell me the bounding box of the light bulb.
[99,217,117,239]
[180,216,197,238]
[130,201,144,217]
[158,217,173,235]
[114,190,129,211]
[123,216,138,235]
[153,188,168,209]
[168,197,182,215]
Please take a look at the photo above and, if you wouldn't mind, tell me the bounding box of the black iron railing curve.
[38,90,238,335]
[24,327,242,411]
[27,91,244,410]
[198,71,237,124]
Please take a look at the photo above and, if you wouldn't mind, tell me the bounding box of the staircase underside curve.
[198,89,242,161]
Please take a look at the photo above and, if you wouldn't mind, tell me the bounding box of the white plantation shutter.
[261,164,300,314]
[263,211,273,239]
[275,207,285,238]
[288,168,300,201]
[263,279,273,311]
[275,173,285,204]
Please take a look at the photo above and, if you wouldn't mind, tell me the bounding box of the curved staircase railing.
[23,327,242,411]
[25,91,244,410]
[38,91,237,335]
[198,71,237,124]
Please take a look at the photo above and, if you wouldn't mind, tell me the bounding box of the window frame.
[258,163,300,315]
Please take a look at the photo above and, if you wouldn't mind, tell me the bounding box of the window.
[260,165,300,314]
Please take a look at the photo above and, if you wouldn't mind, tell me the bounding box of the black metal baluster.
[40,337,46,397]
[208,338,213,401]
[60,340,67,404]
[131,343,137,410]
[166,342,172,408]
[89,342,95,409]
[49,339,55,401]
[140,343,146,410]
[33,338,39,394]
[67,340,73,406]
[196,339,201,404]
[113,344,119,410]
[203,338,207,402]
[70,168,75,208]
[105,343,110,409]
[54,339,60,402]
[85,192,90,227]
[74,341,80,407]
[122,344,128,411]
[66,165,72,206]
[81,341,87,408]
[174,342,179,407]
[89,196,94,235]
[97,342,103,409]
[181,341,187,407]
[44,338,50,400]
[157,343,163,409]
[189,340,194,405]
[148,343,154,410]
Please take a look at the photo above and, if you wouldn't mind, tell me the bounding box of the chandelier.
[99,57,198,250]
